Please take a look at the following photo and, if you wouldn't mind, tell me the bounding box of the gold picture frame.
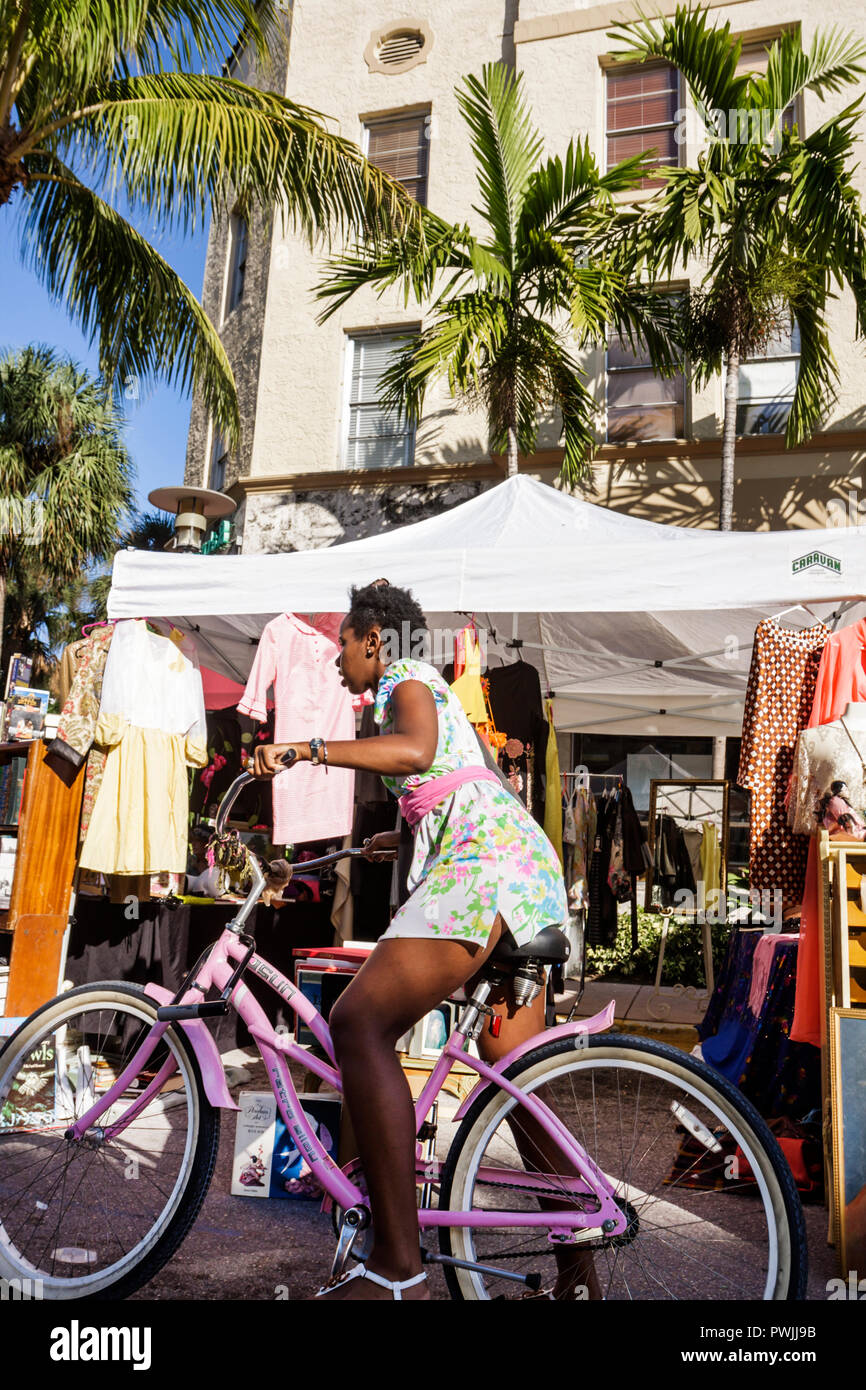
[829,1006,866,1278]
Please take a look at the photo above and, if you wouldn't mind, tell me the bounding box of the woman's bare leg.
[320,918,507,1301]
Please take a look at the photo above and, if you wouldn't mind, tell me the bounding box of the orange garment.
[792,618,866,1046]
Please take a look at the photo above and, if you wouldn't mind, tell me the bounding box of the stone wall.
[241,478,489,553]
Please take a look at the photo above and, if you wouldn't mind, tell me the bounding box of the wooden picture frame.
[829,1007,866,1278]
[643,778,730,915]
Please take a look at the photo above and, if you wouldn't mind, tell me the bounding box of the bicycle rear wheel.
[438,1033,806,1300]
[0,982,219,1299]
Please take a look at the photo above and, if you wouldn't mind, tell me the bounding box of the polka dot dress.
[738,618,829,901]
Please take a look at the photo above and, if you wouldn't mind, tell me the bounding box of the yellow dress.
[542,701,563,867]
[450,628,488,725]
[79,620,208,875]
[700,821,722,913]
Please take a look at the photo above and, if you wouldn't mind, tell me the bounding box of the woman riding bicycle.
[254,579,573,1302]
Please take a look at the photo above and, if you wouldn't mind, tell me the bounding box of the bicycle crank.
[326,1206,372,1286]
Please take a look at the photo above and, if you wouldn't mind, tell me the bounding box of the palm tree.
[610,7,866,528]
[0,1,415,450]
[0,344,135,648]
[317,63,679,484]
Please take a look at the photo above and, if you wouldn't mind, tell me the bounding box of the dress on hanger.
[738,616,829,901]
[46,624,116,845]
[487,662,548,824]
[238,613,355,845]
[449,625,488,725]
[79,620,208,874]
[700,822,722,910]
[542,701,563,867]
[792,617,866,1046]
[567,785,596,913]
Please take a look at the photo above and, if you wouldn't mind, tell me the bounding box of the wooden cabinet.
[4,741,85,1018]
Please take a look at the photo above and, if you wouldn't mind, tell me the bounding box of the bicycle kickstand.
[327,1206,371,1285]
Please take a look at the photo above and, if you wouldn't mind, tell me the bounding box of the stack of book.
[0,834,17,908]
[0,759,26,827]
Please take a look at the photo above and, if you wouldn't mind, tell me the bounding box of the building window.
[345,331,417,469]
[606,317,685,442]
[364,113,429,204]
[736,316,801,435]
[210,433,229,491]
[226,212,248,314]
[606,64,680,188]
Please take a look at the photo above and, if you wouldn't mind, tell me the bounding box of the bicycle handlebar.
[212,769,375,879]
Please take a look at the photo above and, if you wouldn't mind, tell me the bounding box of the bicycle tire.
[0,981,220,1300]
[437,1032,807,1301]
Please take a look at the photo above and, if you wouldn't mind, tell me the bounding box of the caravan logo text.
[792,551,842,576]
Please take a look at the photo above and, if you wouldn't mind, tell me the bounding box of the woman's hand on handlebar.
[252,743,310,777]
[362,830,400,862]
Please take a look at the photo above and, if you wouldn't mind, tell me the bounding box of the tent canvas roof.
[107,476,866,737]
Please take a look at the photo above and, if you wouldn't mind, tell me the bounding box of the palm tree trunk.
[506,424,519,478]
[0,569,5,676]
[719,346,739,531]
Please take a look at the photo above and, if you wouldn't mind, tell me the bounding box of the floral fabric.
[373,659,567,946]
[46,625,115,845]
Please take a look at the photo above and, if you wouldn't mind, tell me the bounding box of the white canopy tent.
[107,475,866,738]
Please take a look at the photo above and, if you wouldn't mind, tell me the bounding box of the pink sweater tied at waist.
[398,766,500,828]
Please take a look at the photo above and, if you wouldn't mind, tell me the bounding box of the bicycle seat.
[489,925,570,966]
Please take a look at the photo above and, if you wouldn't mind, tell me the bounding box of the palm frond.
[3,1,283,130]
[30,71,417,244]
[611,290,685,377]
[315,213,477,323]
[19,156,242,445]
[608,6,750,132]
[456,64,543,268]
[764,25,866,114]
[786,293,837,446]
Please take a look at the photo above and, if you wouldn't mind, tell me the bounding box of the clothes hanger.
[769,604,822,631]
[81,619,116,636]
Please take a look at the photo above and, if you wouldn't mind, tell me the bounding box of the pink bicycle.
[0,773,806,1300]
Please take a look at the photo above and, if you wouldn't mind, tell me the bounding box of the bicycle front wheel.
[438,1033,806,1300]
[0,982,219,1299]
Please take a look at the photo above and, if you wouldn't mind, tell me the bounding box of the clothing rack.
[644,779,730,913]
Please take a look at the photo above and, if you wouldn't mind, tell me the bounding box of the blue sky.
[1,210,209,513]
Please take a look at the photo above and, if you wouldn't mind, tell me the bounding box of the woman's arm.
[252,679,439,779]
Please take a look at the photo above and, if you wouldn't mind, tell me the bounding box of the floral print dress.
[375,659,567,946]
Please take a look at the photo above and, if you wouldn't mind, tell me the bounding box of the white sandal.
[316,1263,428,1300]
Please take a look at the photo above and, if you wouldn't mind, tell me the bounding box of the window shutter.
[366,114,428,203]
[347,332,418,469]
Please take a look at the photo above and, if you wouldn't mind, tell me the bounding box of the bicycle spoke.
[0,992,211,1294]
[442,1038,799,1301]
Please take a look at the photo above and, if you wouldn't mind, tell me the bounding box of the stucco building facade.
[184,0,866,553]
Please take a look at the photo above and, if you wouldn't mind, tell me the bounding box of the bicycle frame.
[65,765,628,1240]
[67,925,627,1237]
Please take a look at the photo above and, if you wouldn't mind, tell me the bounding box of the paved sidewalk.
[554,976,707,1047]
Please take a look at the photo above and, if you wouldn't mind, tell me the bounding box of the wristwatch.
[309,737,326,766]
